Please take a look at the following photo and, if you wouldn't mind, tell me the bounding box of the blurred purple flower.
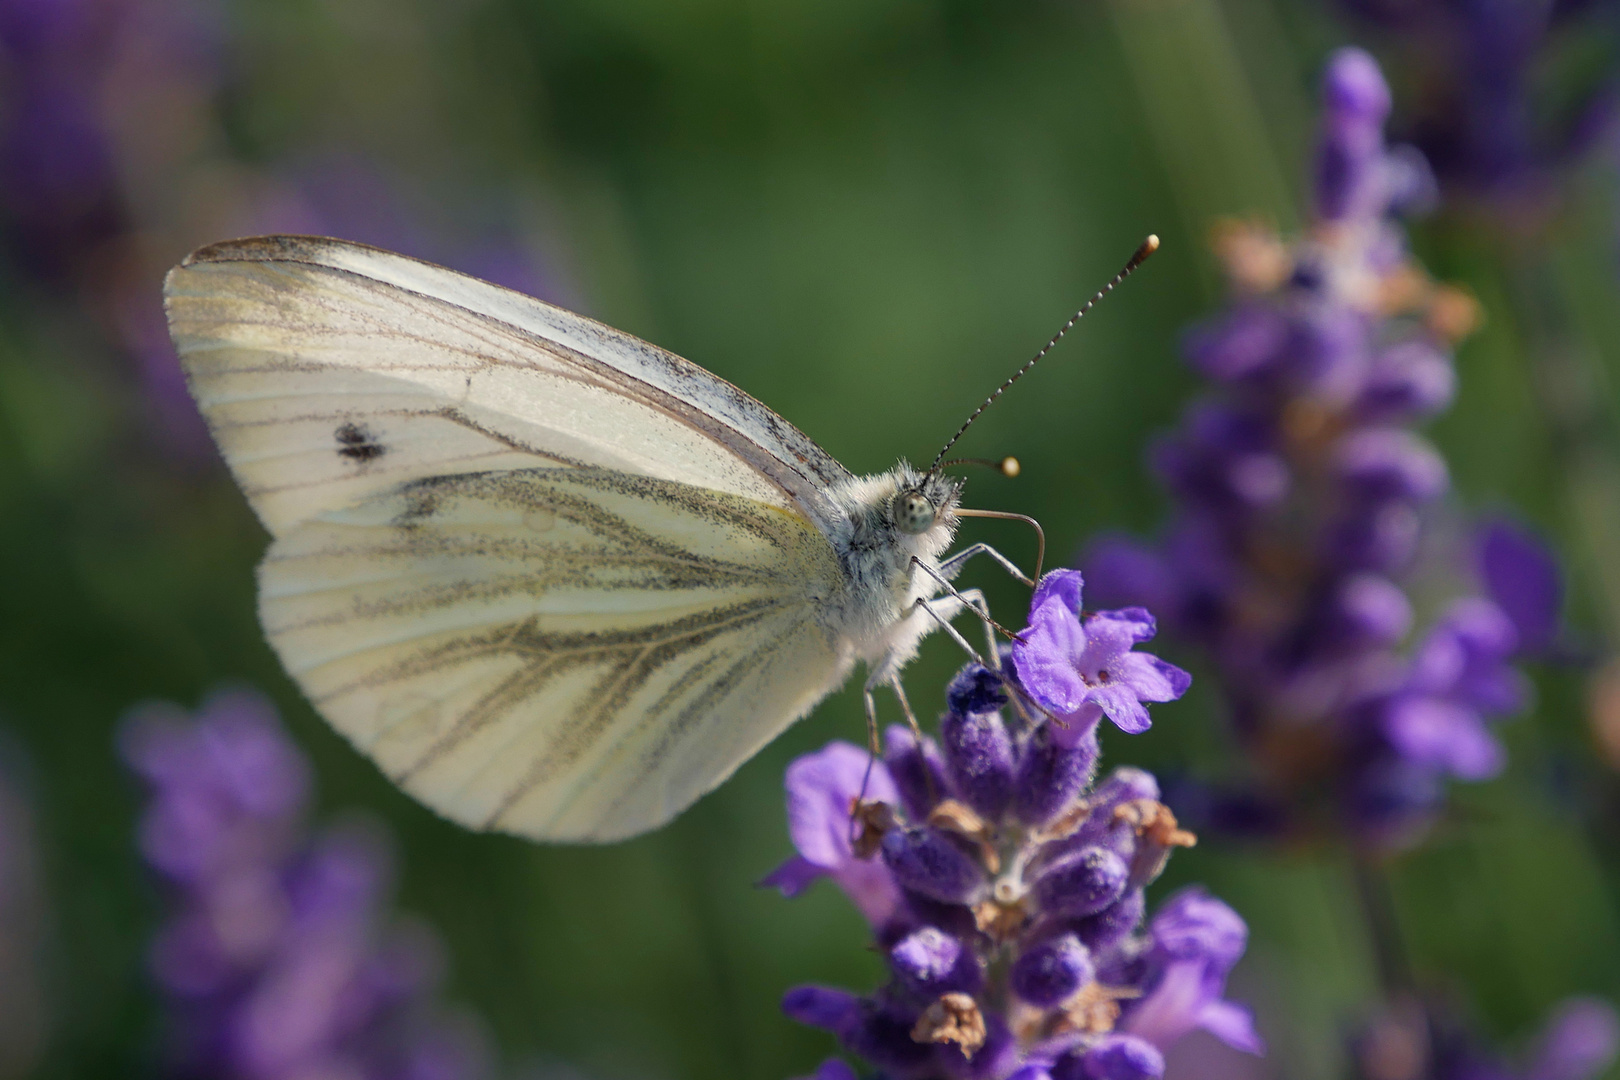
[0,0,565,460]
[1351,996,1619,1080]
[1335,0,1619,213]
[1478,518,1564,656]
[772,622,1254,1078]
[121,688,495,1080]
[1082,49,1536,851]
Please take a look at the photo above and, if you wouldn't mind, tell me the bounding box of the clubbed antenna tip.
[928,235,1162,474]
[1132,234,1160,267]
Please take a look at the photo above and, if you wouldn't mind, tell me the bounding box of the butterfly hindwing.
[259,467,851,841]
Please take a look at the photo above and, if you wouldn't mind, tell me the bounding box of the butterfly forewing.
[165,236,851,538]
[259,468,851,841]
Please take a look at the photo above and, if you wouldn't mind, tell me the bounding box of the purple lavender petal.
[890,925,981,996]
[759,855,825,899]
[1013,592,1092,714]
[1198,999,1267,1054]
[1527,999,1620,1080]
[782,986,861,1033]
[1382,697,1506,780]
[1335,574,1414,645]
[1478,519,1563,655]
[1182,304,1291,382]
[884,724,951,821]
[1077,890,1147,954]
[1149,888,1249,972]
[1112,652,1193,705]
[780,741,903,925]
[1032,568,1087,614]
[1082,1034,1167,1080]
[784,741,899,869]
[1088,684,1153,736]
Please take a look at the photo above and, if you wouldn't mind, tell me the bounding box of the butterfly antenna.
[928,234,1159,475]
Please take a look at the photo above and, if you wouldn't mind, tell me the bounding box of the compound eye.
[892,490,936,535]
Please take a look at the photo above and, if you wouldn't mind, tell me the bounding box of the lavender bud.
[1081,1034,1167,1080]
[884,726,950,820]
[1033,845,1129,918]
[1092,767,1160,806]
[1359,340,1454,420]
[880,827,985,904]
[1316,47,1393,221]
[1182,304,1290,382]
[1329,502,1423,572]
[781,986,859,1032]
[1010,932,1093,1007]
[1075,889,1146,954]
[946,664,1009,715]
[1014,723,1099,826]
[889,926,981,996]
[845,1000,937,1074]
[1334,573,1413,644]
[941,705,1015,821]
[1334,429,1449,502]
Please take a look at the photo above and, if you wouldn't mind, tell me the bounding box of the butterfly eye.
[892,490,937,535]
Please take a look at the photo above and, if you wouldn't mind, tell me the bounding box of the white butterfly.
[164,234,1153,842]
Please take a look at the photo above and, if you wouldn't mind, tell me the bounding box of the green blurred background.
[1,0,1617,1077]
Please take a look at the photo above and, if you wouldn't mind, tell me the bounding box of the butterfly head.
[888,465,962,538]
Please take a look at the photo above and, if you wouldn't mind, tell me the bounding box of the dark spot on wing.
[335,421,386,462]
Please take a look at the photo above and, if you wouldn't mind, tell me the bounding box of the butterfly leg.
[951,587,1003,664]
[853,669,936,813]
[937,542,1034,586]
[911,556,1024,643]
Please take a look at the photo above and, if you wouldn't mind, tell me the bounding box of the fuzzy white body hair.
[819,462,963,680]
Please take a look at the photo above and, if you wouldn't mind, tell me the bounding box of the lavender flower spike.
[1083,48,1534,850]
[1351,996,1619,1080]
[774,592,1254,1079]
[120,689,495,1080]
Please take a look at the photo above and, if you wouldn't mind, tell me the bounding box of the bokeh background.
[1,0,1618,1078]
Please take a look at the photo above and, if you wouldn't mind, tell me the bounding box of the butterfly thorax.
[821,463,961,667]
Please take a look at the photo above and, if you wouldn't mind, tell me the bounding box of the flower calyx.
[849,798,898,859]
[928,798,1001,874]
[911,992,987,1056]
[1115,799,1197,885]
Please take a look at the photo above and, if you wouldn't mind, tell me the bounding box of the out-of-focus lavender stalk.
[1333,0,1618,217]
[0,0,561,458]
[1083,48,1552,851]
[120,688,494,1080]
[770,570,1263,1080]
[0,752,47,1078]
[1352,995,1619,1080]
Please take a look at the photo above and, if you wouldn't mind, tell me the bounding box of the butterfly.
[164,234,1155,842]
